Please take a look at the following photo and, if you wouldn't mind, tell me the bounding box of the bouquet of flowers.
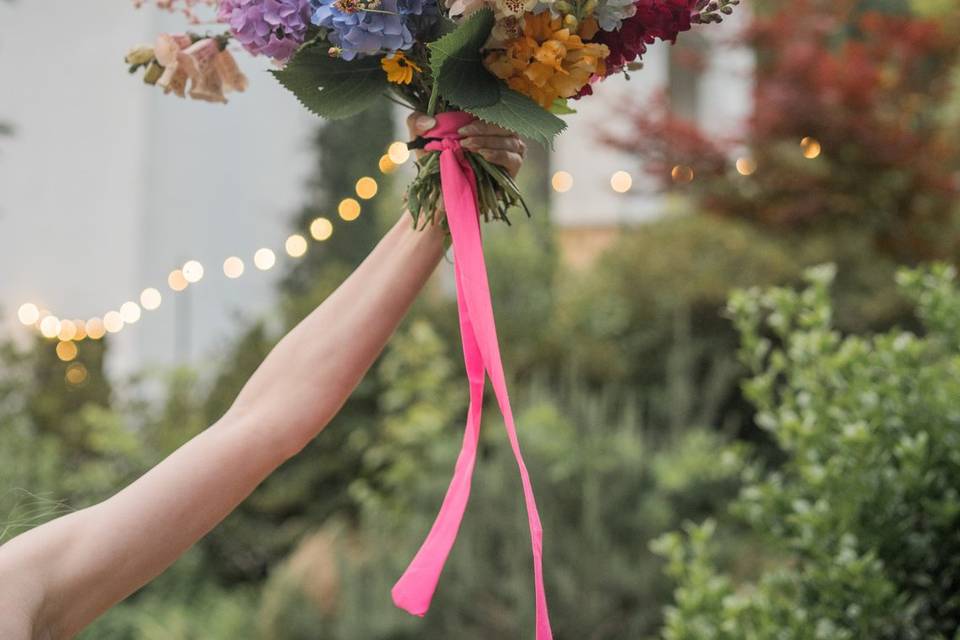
[125,1,738,637]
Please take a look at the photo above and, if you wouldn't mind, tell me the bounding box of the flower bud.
[125,45,155,66]
[143,61,164,85]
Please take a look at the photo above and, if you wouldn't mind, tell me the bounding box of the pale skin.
[0,113,525,640]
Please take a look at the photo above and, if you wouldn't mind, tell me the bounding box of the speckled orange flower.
[484,12,609,109]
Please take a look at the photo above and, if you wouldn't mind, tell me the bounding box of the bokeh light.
[801,136,822,159]
[103,311,124,333]
[671,165,695,184]
[356,177,378,200]
[18,303,40,326]
[140,287,162,310]
[551,171,573,193]
[388,141,410,164]
[182,260,204,283]
[73,320,87,341]
[39,315,61,339]
[310,217,333,241]
[120,301,142,324]
[610,170,633,193]
[254,248,276,271]
[339,198,361,221]
[65,362,88,386]
[57,319,77,341]
[736,157,758,176]
[223,256,245,278]
[56,340,78,362]
[86,317,106,340]
[285,234,308,258]
[379,154,397,174]
[168,269,189,292]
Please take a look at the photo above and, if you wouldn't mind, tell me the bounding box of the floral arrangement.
[125,2,738,638]
[127,0,739,227]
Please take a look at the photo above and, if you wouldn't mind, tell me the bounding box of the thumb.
[407,112,437,138]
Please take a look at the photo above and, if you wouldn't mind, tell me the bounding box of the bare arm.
[0,115,526,640]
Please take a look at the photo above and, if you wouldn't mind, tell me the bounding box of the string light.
[387,141,410,164]
[65,362,88,386]
[671,165,695,184]
[182,260,204,283]
[168,269,189,292]
[103,311,124,334]
[801,136,822,159]
[39,316,61,339]
[86,317,106,340]
[551,171,573,193]
[18,303,40,326]
[356,177,379,200]
[120,301,142,324]
[310,217,333,241]
[73,320,87,341]
[140,287,162,310]
[57,320,78,341]
[285,234,308,258]
[56,340,78,362]
[223,256,245,278]
[338,198,361,221]
[379,154,398,174]
[254,248,276,271]
[736,157,757,176]
[610,170,632,193]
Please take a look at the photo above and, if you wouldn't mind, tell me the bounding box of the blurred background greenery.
[2,0,960,638]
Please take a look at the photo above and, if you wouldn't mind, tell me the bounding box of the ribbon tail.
[440,150,554,640]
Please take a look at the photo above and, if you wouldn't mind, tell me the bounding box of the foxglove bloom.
[594,0,637,31]
[218,0,313,61]
[310,0,436,61]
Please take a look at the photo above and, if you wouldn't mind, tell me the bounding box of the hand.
[406,112,527,178]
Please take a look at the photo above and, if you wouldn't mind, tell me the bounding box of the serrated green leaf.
[271,47,387,120]
[465,89,567,148]
[549,98,577,115]
[429,8,500,109]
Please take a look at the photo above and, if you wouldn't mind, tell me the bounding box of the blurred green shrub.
[654,264,960,640]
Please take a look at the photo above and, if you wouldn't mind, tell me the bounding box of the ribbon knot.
[392,112,553,640]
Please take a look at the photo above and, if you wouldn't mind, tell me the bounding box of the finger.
[462,135,525,154]
[407,112,438,138]
[476,149,524,178]
[458,121,514,137]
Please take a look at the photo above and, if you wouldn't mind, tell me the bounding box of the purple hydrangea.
[219,0,313,61]
[310,0,436,61]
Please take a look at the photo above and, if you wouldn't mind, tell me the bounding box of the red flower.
[596,0,696,73]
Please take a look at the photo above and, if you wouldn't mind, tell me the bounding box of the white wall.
[0,0,316,374]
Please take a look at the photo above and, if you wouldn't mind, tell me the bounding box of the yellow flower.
[381,52,422,85]
[484,13,608,109]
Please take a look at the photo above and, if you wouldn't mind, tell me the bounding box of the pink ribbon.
[392,112,553,640]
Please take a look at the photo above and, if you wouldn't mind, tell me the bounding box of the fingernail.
[458,125,477,136]
[417,116,437,132]
[461,137,477,149]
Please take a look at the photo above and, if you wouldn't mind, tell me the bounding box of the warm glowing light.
[17,303,40,326]
[56,340,78,362]
[223,256,245,278]
[551,171,573,193]
[338,198,361,221]
[66,362,88,386]
[610,170,633,193]
[254,248,276,271]
[140,287,162,310]
[285,234,308,258]
[73,320,87,341]
[736,157,757,176]
[120,301,142,324]
[58,319,78,341]
[103,311,124,334]
[355,176,379,200]
[86,317,106,340]
[379,154,397,174]
[168,269,189,292]
[39,316,61,339]
[671,165,695,184]
[801,137,822,159]
[182,260,204,283]
[310,217,333,241]
[388,141,410,164]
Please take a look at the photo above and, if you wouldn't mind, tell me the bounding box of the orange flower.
[484,12,608,109]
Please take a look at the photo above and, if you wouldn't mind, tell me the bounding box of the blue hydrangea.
[310,0,437,60]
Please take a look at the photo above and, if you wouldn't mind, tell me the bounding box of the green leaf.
[428,8,500,109]
[465,89,567,148]
[271,47,388,120]
[549,99,577,115]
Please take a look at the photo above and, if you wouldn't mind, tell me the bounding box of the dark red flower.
[596,0,696,73]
